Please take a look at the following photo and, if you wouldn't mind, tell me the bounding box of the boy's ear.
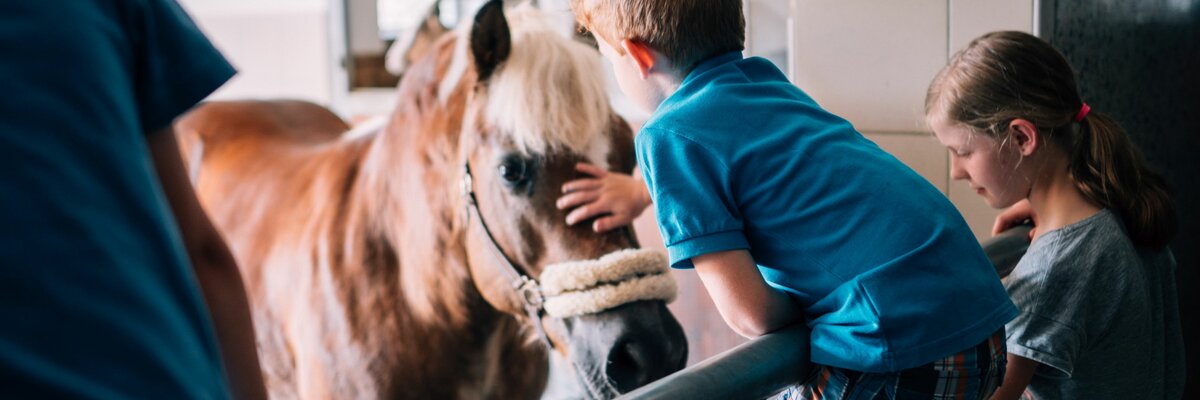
[620,39,657,80]
[1008,118,1040,156]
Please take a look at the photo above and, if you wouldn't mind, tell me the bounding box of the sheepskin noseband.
[538,248,678,318]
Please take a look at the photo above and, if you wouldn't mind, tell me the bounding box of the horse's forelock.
[479,7,613,160]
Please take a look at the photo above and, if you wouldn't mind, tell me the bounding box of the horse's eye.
[497,155,529,186]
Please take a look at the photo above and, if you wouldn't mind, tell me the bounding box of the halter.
[461,160,678,321]
[460,161,678,399]
[461,162,555,349]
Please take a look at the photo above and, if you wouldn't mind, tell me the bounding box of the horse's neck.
[354,68,479,319]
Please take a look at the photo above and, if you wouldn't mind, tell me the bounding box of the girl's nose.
[948,155,969,180]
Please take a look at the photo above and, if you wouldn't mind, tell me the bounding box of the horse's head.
[439,2,687,397]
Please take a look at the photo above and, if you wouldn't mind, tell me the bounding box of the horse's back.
[174,99,352,209]
[176,100,350,149]
[174,100,358,277]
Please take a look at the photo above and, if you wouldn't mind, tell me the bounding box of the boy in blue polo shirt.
[566,1,1017,398]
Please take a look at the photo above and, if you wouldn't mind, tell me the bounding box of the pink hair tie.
[1074,103,1091,122]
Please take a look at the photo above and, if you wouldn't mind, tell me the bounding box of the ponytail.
[1070,113,1177,248]
[927,31,1179,249]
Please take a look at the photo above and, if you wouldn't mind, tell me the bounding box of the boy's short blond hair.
[571,0,744,72]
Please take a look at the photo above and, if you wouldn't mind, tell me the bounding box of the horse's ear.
[470,0,511,83]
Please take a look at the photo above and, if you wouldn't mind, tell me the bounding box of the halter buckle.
[515,275,544,310]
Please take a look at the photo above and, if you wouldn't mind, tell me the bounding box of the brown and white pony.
[176,2,685,399]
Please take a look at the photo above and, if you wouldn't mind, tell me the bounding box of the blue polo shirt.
[0,1,235,398]
[637,52,1017,372]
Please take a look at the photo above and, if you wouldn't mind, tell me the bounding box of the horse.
[175,2,687,399]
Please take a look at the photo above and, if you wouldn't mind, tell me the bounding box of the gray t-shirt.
[1005,209,1185,399]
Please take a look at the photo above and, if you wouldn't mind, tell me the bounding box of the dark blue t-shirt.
[638,52,1017,372]
[0,1,235,397]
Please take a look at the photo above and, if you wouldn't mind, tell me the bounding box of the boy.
[567,1,1017,398]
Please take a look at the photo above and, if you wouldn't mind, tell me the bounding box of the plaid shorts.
[777,329,1007,400]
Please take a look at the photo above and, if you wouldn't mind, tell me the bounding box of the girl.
[926,31,1185,399]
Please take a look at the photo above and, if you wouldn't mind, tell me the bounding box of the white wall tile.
[864,133,949,194]
[949,0,1035,54]
[182,2,334,104]
[791,0,947,133]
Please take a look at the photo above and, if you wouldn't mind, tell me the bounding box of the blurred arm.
[147,126,268,400]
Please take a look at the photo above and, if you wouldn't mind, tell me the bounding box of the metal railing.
[617,226,1033,399]
[618,322,810,399]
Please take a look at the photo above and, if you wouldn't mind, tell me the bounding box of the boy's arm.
[692,249,802,338]
[990,353,1037,400]
[146,126,268,400]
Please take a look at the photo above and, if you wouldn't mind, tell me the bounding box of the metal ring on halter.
[515,275,544,311]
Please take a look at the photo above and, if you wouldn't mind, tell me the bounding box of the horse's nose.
[605,330,686,392]
[598,302,687,393]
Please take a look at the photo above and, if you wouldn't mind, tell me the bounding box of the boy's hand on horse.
[557,162,651,233]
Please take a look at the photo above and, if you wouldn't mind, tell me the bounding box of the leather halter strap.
[461,162,554,349]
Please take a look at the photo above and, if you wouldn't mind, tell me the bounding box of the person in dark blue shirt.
[0,1,266,398]
[565,0,1016,398]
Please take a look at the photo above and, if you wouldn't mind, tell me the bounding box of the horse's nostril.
[605,339,651,393]
[577,302,687,396]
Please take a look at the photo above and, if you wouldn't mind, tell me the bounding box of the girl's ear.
[1008,118,1040,156]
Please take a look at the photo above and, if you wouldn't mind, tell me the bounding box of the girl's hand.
[993,199,1037,240]
[556,163,651,233]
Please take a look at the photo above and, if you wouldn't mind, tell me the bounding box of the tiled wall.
[791,0,1035,241]
[177,0,335,105]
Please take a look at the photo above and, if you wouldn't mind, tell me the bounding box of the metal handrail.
[616,226,1033,399]
[617,322,810,400]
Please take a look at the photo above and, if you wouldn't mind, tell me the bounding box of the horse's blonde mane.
[484,6,612,156]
